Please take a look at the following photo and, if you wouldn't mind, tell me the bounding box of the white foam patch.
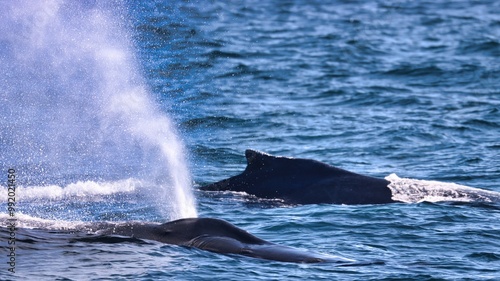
[0,178,141,202]
[0,213,84,230]
[385,173,500,203]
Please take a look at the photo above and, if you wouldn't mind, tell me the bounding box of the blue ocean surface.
[1,0,499,280]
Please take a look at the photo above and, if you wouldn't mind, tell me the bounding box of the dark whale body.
[200,150,395,205]
[97,217,356,264]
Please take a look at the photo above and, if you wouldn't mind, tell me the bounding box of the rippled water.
[2,0,500,280]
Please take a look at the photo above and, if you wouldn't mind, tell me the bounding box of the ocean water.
[1,0,500,280]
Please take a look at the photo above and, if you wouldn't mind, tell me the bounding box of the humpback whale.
[200,149,395,205]
[96,217,356,264]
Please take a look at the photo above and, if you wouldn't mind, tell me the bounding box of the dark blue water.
[1,0,500,280]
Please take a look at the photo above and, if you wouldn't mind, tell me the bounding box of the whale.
[200,149,395,205]
[94,217,360,264]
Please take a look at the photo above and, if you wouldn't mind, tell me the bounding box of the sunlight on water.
[0,0,197,220]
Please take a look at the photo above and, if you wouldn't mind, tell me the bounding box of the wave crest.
[0,178,142,202]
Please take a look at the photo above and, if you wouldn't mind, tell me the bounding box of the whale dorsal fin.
[245,149,273,170]
[244,149,350,175]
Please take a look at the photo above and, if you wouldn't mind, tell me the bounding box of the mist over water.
[0,0,197,220]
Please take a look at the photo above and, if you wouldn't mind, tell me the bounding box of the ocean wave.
[0,178,143,202]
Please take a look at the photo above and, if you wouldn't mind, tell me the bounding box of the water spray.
[0,0,197,220]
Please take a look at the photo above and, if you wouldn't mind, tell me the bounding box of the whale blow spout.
[0,0,197,220]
